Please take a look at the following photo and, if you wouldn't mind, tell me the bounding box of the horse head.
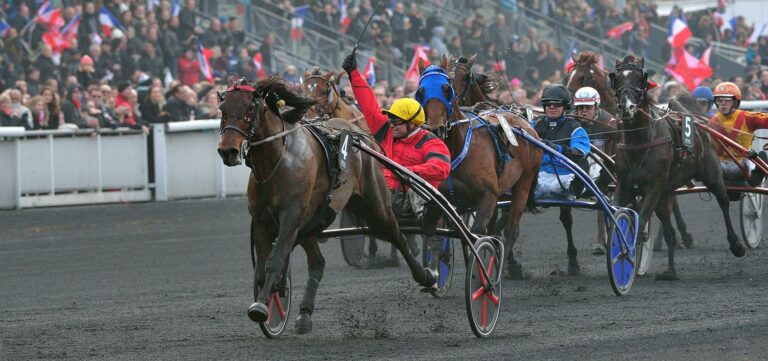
[567,51,616,113]
[302,67,339,117]
[416,56,456,139]
[217,74,315,166]
[610,55,650,122]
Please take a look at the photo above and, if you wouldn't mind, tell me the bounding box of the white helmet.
[573,86,601,107]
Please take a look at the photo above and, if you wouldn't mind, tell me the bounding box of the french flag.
[404,45,430,80]
[99,7,123,39]
[748,22,768,45]
[35,1,63,28]
[252,52,266,79]
[563,39,577,72]
[665,46,712,91]
[197,40,213,83]
[43,14,80,53]
[339,0,351,32]
[171,0,181,17]
[291,6,308,42]
[363,57,376,86]
[606,21,634,39]
[667,15,692,49]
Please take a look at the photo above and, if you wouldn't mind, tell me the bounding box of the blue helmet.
[692,86,714,111]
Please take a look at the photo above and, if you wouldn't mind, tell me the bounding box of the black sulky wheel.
[606,209,637,296]
[339,211,376,269]
[422,236,455,298]
[465,236,502,338]
[258,256,292,338]
[740,185,765,249]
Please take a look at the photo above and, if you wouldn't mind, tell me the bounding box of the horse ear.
[334,71,343,85]
[217,91,225,103]
[608,72,616,90]
[638,56,645,67]
[418,58,426,74]
[324,70,335,82]
[440,55,448,69]
[226,73,237,88]
[468,54,477,67]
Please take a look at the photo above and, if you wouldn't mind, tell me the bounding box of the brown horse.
[447,55,499,108]
[566,51,617,115]
[217,76,436,334]
[418,57,542,279]
[610,55,744,281]
[302,68,369,132]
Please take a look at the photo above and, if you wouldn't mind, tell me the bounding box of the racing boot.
[419,203,441,237]
[749,151,768,187]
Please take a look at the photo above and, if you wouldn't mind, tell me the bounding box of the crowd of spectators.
[2,0,768,132]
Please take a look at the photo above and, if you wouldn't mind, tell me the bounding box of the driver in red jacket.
[342,52,450,230]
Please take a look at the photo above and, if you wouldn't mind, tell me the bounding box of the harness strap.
[616,137,670,151]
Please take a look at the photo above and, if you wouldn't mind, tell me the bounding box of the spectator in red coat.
[177,49,200,86]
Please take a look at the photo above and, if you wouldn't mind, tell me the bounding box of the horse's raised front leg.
[295,236,325,334]
[560,206,580,275]
[699,164,745,258]
[248,210,302,323]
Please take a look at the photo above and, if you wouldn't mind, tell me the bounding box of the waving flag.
[404,46,430,80]
[171,0,181,16]
[196,40,213,83]
[99,7,123,39]
[339,0,351,32]
[35,1,63,28]
[665,46,712,91]
[43,14,80,54]
[667,15,692,48]
[748,22,768,44]
[252,52,266,79]
[363,57,376,86]
[563,40,577,72]
[606,22,634,39]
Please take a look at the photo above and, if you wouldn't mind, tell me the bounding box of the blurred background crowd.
[1,0,767,131]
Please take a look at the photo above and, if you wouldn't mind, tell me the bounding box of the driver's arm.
[348,69,388,136]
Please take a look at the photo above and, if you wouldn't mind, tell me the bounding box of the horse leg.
[247,213,302,323]
[295,237,325,334]
[560,206,580,276]
[501,184,529,280]
[250,218,271,304]
[470,193,497,235]
[672,197,694,248]
[593,213,607,255]
[348,195,436,288]
[699,166,745,258]
[654,196,679,281]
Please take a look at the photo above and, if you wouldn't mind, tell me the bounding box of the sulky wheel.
[422,236,455,298]
[257,256,292,338]
[636,218,653,276]
[607,209,637,296]
[740,187,765,249]
[465,236,503,338]
[339,211,376,268]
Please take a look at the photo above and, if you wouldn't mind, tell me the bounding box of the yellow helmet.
[382,98,425,127]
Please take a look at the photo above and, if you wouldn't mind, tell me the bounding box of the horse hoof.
[655,270,678,281]
[504,264,524,280]
[567,263,581,276]
[295,312,313,334]
[422,268,438,288]
[682,233,694,249]
[247,302,268,323]
[730,243,746,258]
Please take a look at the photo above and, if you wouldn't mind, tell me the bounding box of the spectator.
[77,56,97,88]
[282,65,301,84]
[139,43,166,79]
[40,87,64,129]
[86,86,119,128]
[428,26,449,58]
[26,68,42,98]
[140,85,167,124]
[178,0,199,46]
[198,88,220,120]
[177,49,201,86]
[163,85,193,122]
[5,89,33,129]
[61,84,88,128]
[115,82,138,127]
[77,2,102,53]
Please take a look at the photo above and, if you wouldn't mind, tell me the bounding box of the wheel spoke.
[481,294,487,328]
[472,287,484,301]
[273,292,286,319]
[488,292,500,305]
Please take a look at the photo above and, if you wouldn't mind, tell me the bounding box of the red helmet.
[713,82,742,101]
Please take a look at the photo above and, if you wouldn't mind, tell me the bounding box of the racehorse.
[610,55,744,280]
[302,68,369,132]
[447,55,498,108]
[418,57,542,279]
[565,51,617,115]
[217,75,436,333]
[567,51,696,252]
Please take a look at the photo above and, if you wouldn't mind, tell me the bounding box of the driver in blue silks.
[533,84,591,200]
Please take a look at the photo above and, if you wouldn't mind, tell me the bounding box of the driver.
[533,84,591,200]
[708,82,768,186]
[342,52,450,231]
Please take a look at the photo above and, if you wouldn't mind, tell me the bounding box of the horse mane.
[254,76,316,124]
[455,56,497,97]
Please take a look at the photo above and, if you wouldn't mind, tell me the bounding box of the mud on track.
[2,196,768,360]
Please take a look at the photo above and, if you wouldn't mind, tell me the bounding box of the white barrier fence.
[2,99,768,210]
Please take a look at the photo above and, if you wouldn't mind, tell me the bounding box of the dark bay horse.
[217,76,436,334]
[610,55,744,280]
[566,51,618,115]
[447,55,499,108]
[418,57,542,279]
[302,68,369,132]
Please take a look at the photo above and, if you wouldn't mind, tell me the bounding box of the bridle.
[448,61,476,106]
[610,63,649,114]
[219,84,262,139]
[302,74,338,118]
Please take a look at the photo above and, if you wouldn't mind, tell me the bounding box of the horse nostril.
[218,148,239,161]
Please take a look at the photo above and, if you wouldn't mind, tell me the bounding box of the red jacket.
[349,69,450,190]
[115,93,137,126]
[177,56,200,86]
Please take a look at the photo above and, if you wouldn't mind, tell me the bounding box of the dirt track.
[2,197,768,360]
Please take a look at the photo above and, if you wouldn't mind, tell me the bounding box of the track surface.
[2,196,768,360]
